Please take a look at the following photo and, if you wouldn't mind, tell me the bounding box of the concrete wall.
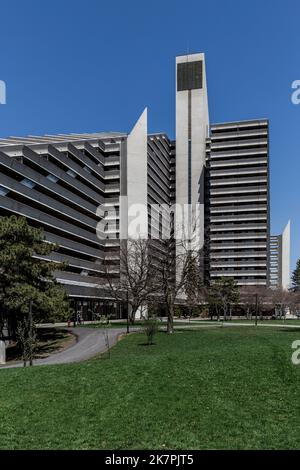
[125,108,148,239]
[281,220,291,290]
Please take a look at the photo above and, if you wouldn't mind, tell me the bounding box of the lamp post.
[126,290,130,334]
[255,293,258,327]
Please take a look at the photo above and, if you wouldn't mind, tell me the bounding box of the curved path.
[0,327,131,369]
[2,321,300,370]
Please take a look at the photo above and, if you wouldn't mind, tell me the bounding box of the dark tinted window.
[177,61,203,91]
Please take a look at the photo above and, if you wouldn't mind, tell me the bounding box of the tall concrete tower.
[175,53,209,252]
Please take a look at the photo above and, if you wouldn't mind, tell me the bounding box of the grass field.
[1,327,300,450]
[81,318,300,329]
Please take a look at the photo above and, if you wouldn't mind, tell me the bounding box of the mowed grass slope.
[0,327,300,450]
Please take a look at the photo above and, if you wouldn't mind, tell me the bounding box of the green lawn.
[80,320,194,328]
[1,327,300,450]
[217,319,300,326]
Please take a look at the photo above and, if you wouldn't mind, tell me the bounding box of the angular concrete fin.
[129,107,148,138]
[126,108,148,239]
[283,220,291,235]
[282,220,291,290]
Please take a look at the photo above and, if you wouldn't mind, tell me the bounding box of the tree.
[105,238,158,325]
[183,250,207,318]
[0,215,71,366]
[292,259,300,292]
[208,277,239,321]
[154,237,201,334]
[144,318,159,345]
[17,300,36,367]
[240,286,272,320]
[207,282,222,321]
[239,287,256,320]
[272,288,294,320]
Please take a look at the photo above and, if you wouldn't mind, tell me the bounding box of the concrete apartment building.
[0,111,175,316]
[205,119,270,287]
[0,51,290,316]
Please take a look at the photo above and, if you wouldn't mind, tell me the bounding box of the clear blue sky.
[0,0,299,271]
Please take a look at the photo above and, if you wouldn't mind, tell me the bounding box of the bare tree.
[183,249,207,319]
[289,290,300,316]
[239,287,256,320]
[240,286,272,320]
[237,285,273,322]
[272,288,295,320]
[105,238,158,324]
[153,236,204,334]
[208,278,240,321]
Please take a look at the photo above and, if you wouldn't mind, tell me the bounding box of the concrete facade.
[124,108,148,239]
[0,116,174,318]
[205,119,270,287]
[270,221,291,290]
[0,50,286,313]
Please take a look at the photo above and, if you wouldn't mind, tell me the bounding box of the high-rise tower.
[175,53,209,253]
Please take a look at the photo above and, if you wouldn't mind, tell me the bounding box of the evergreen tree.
[208,277,239,321]
[292,259,300,291]
[183,250,207,317]
[0,215,71,365]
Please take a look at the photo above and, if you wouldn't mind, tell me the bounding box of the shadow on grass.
[6,328,72,362]
[278,328,300,333]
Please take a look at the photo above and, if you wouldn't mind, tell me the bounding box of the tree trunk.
[167,303,174,334]
[129,305,137,325]
[28,300,34,367]
[224,305,228,322]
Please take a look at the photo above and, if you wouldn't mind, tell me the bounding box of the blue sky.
[0,0,299,270]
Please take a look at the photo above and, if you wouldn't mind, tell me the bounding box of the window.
[67,169,76,178]
[21,178,36,189]
[83,166,92,174]
[46,173,59,183]
[0,185,9,196]
[177,61,203,91]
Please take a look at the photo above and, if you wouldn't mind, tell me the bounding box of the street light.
[126,290,130,334]
[255,293,258,327]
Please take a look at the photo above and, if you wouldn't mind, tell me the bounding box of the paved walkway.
[0,327,131,369]
[2,321,300,370]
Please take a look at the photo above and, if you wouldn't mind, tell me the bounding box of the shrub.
[144,318,159,345]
